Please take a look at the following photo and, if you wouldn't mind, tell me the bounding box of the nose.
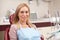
[23,12,26,16]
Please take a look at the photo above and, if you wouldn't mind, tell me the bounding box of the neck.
[19,20,27,25]
[19,20,29,28]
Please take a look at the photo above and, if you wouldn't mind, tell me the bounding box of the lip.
[21,16,28,18]
[21,17,27,19]
[22,16,27,18]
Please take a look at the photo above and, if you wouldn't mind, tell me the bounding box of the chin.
[22,19,27,22]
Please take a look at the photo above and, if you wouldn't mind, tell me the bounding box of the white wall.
[0,0,28,17]
[49,0,60,17]
[0,0,48,18]
[37,1,48,18]
[29,0,49,18]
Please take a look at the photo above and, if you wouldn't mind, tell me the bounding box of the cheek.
[27,13,30,17]
[18,13,22,19]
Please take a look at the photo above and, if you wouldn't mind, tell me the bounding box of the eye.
[25,11,28,13]
[20,11,29,14]
[20,11,24,13]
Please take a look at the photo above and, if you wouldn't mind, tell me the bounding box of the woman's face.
[18,6,29,22]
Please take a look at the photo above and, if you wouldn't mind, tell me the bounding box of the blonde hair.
[13,3,33,27]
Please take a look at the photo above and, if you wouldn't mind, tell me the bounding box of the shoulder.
[10,24,18,30]
[32,24,36,27]
[31,24,37,29]
[11,24,17,28]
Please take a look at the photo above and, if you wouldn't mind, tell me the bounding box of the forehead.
[20,6,29,11]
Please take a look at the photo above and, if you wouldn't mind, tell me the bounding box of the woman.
[9,3,41,40]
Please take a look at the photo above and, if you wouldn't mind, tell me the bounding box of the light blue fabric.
[17,27,41,40]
